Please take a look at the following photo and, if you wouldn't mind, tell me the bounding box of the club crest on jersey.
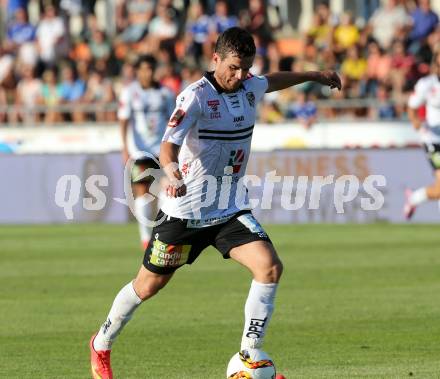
[168,108,185,128]
[228,149,245,173]
[246,92,255,107]
[207,99,220,111]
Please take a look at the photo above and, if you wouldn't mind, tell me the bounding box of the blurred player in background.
[90,27,341,379]
[405,52,440,219]
[118,55,174,249]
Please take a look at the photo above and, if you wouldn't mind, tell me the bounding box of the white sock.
[410,188,428,206]
[135,196,153,243]
[94,282,142,351]
[240,280,278,350]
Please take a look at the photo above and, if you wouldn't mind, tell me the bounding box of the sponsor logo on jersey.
[246,92,255,107]
[150,239,191,267]
[210,111,221,119]
[228,149,245,173]
[207,99,220,111]
[186,213,235,228]
[181,162,190,177]
[233,115,244,123]
[168,108,186,128]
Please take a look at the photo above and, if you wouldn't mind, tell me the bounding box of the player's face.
[213,52,255,92]
[137,62,154,88]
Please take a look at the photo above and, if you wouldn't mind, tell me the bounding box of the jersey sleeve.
[162,87,202,146]
[245,75,269,103]
[117,86,131,121]
[408,78,429,109]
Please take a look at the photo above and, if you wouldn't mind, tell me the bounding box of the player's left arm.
[265,71,341,93]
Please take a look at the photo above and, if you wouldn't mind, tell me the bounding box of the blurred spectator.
[83,68,115,122]
[362,40,392,97]
[147,2,179,52]
[341,45,367,82]
[40,67,63,124]
[5,7,35,53]
[210,0,238,36]
[341,45,367,97]
[7,0,29,20]
[307,2,333,50]
[0,55,17,123]
[76,60,91,85]
[333,12,360,52]
[250,54,265,76]
[286,91,317,129]
[59,64,86,122]
[89,30,111,63]
[185,1,212,65]
[266,41,280,74]
[368,84,396,120]
[14,64,42,124]
[5,7,39,68]
[179,64,203,89]
[316,47,337,71]
[240,0,270,42]
[389,39,417,97]
[59,0,82,40]
[368,0,410,50]
[36,5,66,66]
[117,0,154,43]
[408,0,439,53]
[260,99,284,124]
[69,37,92,62]
[113,60,135,96]
[157,62,181,96]
[356,0,380,26]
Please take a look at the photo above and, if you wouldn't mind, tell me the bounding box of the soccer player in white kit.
[90,28,341,379]
[405,52,440,219]
[118,55,174,248]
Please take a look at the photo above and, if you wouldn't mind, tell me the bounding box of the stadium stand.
[1,0,440,124]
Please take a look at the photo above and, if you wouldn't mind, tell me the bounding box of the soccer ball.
[226,349,276,379]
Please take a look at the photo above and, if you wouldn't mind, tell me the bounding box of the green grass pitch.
[1,223,440,378]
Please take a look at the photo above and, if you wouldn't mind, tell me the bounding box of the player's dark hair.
[214,27,256,59]
[135,55,157,71]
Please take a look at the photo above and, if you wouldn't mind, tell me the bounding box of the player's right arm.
[160,86,202,197]
[117,86,131,163]
[408,78,429,131]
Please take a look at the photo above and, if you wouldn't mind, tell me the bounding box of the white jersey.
[118,81,174,159]
[161,72,268,223]
[408,74,440,144]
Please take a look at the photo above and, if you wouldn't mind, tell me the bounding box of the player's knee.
[271,259,284,282]
[258,259,283,283]
[133,276,168,300]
